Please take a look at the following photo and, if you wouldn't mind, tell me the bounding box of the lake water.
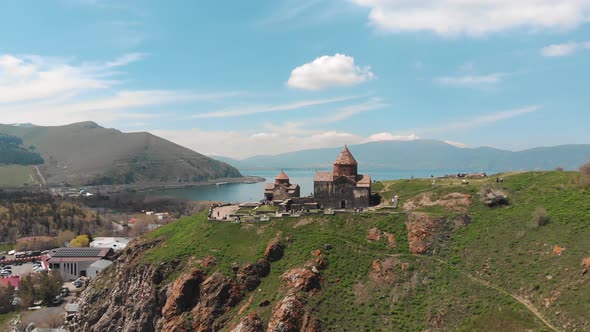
[146,169,479,203]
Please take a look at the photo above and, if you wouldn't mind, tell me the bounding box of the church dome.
[334,145,358,165]
[276,171,289,180]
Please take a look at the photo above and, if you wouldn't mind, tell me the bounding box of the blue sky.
[1,0,589,158]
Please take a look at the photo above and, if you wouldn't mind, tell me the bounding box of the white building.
[87,259,113,278]
[90,237,131,251]
[47,247,113,281]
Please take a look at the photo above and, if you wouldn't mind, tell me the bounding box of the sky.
[1,0,589,159]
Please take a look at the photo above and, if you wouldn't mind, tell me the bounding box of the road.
[34,166,47,187]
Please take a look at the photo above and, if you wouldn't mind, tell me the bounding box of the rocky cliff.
[72,237,323,332]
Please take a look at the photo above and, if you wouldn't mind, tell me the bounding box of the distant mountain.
[226,140,590,171]
[0,122,241,186]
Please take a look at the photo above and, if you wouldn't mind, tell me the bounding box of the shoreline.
[67,176,266,194]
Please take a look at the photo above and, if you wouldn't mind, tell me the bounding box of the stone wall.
[314,177,370,209]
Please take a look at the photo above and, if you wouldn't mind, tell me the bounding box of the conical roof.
[276,170,290,180]
[334,145,358,165]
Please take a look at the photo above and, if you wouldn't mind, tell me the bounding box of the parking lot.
[0,254,49,278]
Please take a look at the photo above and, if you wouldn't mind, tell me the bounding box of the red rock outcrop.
[162,269,204,319]
[230,313,265,332]
[267,293,308,332]
[553,245,566,256]
[367,227,381,241]
[281,268,321,293]
[191,272,242,332]
[406,213,439,254]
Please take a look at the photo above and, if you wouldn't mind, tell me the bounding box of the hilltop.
[221,140,590,171]
[72,171,589,331]
[0,122,242,187]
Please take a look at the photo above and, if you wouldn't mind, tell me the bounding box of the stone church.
[264,171,301,202]
[313,146,371,209]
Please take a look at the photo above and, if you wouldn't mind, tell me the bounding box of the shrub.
[532,207,549,227]
[69,234,90,247]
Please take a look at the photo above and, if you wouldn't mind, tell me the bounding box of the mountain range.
[0,122,241,187]
[218,140,590,172]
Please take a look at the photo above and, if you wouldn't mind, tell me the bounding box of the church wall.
[314,179,368,209]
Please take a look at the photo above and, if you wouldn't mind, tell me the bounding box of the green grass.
[121,171,590,331]
[0,244,15,252]
[0,312,16,329]
[0,165,39,187]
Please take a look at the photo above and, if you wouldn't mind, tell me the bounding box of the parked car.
[0,270,11,276]
[60,287,70,297]
[51,294,63,305]
[7,250,15,255]
[73,280,83,288]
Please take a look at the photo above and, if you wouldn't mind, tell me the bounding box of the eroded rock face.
[264,238,284,262]
[162,269,204,319]
[281,268,321,293]
[267,293,308,332]
[230,313,265,332]
[71,239,175,332]
[406,213,439,255]
[191,272,242,332]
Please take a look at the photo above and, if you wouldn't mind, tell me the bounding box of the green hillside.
[0,134,43,165]
[78,171,589,331]
[0,122,241,186]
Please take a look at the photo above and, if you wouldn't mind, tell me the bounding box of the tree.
[18,271,63,306]
[56,230,76,247]
[69,234,90,247]
[0,285,15,314]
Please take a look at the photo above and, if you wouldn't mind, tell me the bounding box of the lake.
[146,169,481,203]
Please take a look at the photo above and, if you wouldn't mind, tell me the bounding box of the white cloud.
[0,53,238,125]
[319,98,386,123]
[423,106,541,133]
[287,53,374,90]
[351,0,590,36]
[541,41,590,56]
[435,73,506,86]
[363,132,419,143]
[152,128,364,159]
[192,96,358,118]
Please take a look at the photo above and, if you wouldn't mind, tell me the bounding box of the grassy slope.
[0,165,39,187]
[0,122,241,186]
[138,171,588,331]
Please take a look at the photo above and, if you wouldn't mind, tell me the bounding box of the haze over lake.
[146,168,491,202]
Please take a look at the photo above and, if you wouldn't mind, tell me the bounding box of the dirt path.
[34,166,47,187]
[334,236,560,331]
[415,255,561,332]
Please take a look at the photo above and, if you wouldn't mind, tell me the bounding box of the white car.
[7,250,15,255]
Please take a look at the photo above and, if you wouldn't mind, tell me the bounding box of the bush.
[575,162,590,188]
[69,234,90,247]
[532,207,549,227]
